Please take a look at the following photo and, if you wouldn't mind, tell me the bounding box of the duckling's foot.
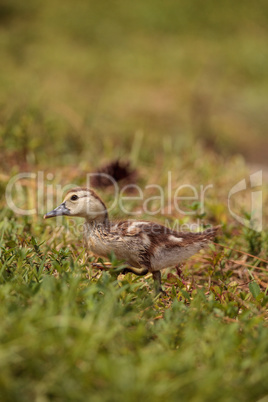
[160,288,168,296]
[92,263,110,270]
[120,266,149,276]
[155,286,168,296]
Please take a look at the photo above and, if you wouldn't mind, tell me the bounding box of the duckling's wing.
[111,220,219,247]
[109,220,220,270]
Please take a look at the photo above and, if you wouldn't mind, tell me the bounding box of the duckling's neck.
[85,211,109,226]
[84,214,110,239]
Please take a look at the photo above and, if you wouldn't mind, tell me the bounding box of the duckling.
[44,187,219,293]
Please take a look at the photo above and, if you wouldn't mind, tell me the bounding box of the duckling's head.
[44,188,108,222]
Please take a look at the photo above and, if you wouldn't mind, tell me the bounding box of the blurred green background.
[0,0,268,168]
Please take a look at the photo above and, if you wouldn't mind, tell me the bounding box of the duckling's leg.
[121,266,149,276]
[152,271,167,295]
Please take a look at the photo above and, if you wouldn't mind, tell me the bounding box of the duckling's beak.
[43,202,70,219]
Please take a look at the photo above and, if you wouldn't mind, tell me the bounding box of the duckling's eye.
[71,195,78,201]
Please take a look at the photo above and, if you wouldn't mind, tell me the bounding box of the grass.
[0,161,267,401]
[0,1,268,401]
[0,219,268,401]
